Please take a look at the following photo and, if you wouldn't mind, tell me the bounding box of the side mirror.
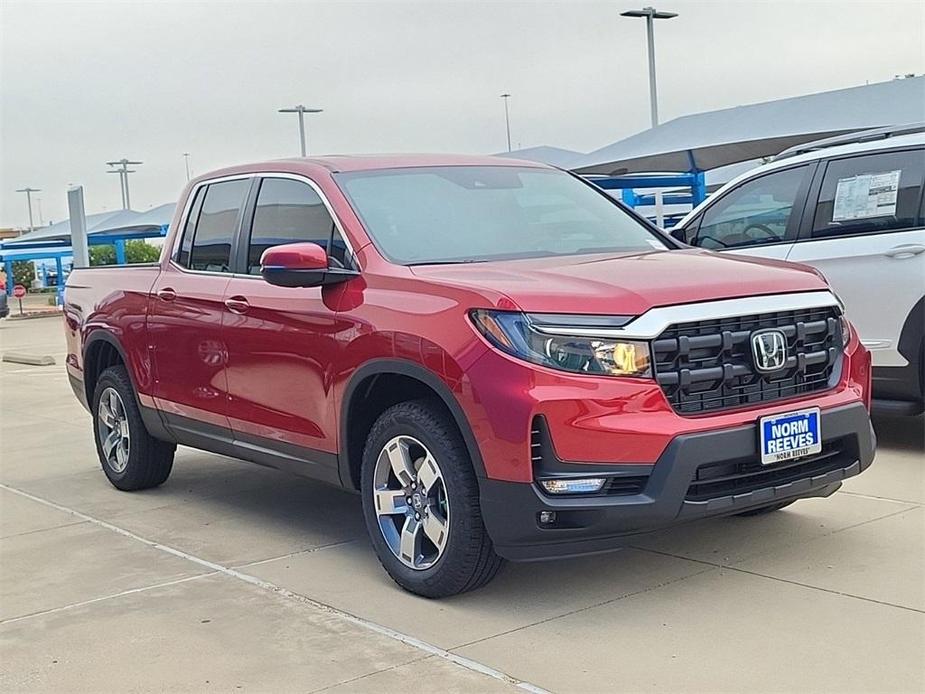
[260,242,358,288]
[670,226,689,243]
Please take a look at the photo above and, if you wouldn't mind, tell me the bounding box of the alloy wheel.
[372,435,450,570]
[98,387,131,473]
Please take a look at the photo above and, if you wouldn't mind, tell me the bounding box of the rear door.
[221,174,356,481]
[682,164,814,261]
[148,176,252,433]
[786,148,925,369]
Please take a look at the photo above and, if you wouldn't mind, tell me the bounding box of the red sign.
[13,284,26,299]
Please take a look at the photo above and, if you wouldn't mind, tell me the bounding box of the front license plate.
[759,408,822,465]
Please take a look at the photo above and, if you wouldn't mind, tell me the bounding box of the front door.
[148,177,251,434]
[222,175,356,479]
[785,148,925,370]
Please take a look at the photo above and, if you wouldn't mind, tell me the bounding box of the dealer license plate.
[759,408,822,465]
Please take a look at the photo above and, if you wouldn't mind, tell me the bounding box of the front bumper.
[480,402,875,561]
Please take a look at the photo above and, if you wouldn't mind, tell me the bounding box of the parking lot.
[1,316,922,693]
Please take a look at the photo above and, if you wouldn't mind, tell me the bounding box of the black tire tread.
[92,366,175,491]
[361,399,502,597]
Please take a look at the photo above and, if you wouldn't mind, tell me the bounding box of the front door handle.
[224,296,250,314]
[157,288,177,302]
[885,244,925,259]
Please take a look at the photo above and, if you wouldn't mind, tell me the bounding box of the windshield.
[335,166,668,265]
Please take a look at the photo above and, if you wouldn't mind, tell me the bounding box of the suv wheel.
[92,366,175,491]
[360,399,503,597]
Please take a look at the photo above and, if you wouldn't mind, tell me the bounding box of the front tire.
[92,366,175,491]
[360,399,503,598]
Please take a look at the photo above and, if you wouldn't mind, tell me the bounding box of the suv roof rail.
[774,122,925,160]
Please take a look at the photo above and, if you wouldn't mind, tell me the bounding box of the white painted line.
[0,483,550,693]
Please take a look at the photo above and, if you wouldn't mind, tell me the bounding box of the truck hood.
[409,249,829,315]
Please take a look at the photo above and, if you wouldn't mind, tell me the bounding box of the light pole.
[278,105,323,156]
[15,187,40,231]
[500,93,512,152]
[106,159,143,210]
[621,6,677,226]
[183,152,191,181]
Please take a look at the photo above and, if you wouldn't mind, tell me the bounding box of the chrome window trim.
[168,171,358,278]
[532,291,840,340]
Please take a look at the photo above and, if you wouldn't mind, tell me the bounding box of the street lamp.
[278,105,323,157]
[106,159,143,210]
[15,187,40,232]
[183,152,192,181]
[621,6,677,226]
[500,93,512,152]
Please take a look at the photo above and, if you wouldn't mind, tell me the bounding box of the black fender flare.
[82,330,174,442]
[338,358,487,489]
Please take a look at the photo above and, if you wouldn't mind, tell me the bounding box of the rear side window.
[694,166,808,250]
[811,149,924,238]
[176,187,204,267]
[185,179,249,273]
[246,177,349,274]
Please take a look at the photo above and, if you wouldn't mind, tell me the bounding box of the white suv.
[673,126,925,415]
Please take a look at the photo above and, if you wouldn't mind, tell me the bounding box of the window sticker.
[832,169,901,221]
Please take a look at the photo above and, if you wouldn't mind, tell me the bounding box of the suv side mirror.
[669,226,686,243]
[260,242,358,288]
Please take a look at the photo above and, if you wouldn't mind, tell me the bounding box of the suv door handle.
[224,296,250,314]
[885,244,925,259]
[157,288,177,302]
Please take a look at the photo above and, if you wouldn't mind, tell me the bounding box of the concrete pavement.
[1,316,923,692]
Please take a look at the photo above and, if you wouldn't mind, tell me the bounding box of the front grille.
[685,437,856,501]
[652,306,842,414]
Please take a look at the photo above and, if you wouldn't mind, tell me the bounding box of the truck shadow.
[871,413,925,453]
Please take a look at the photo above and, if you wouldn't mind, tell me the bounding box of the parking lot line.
[0,482,551,694]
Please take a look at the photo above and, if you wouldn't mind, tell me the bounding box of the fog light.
[539,478,606,494]
[538,511,557,525]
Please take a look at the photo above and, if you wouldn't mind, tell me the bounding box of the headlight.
[470,310,651,377]
[839,314,851,348]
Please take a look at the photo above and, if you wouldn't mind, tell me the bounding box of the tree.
[89,240,161,266]
[12,261,35,288]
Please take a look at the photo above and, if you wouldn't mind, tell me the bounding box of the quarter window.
[695,166,808,250]
[811,150,924,238]
[185,179,249,273]
[246,178,350,274]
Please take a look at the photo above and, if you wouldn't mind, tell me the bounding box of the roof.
[205,154,551,180]
[676,130,925,228]
[4,204,174,247]
[494,146,583,168]
[775,122,925,160]
[571,77,925,175]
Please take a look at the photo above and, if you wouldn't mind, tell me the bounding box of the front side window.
[186,179,249,273]
[694,166,809,249]
[335,166,667,265]
[811,149,924,238]
[246,178,349,274]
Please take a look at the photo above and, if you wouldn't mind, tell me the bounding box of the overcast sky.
[1,0,923,227]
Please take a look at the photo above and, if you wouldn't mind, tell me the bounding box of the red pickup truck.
[65,155,876,597]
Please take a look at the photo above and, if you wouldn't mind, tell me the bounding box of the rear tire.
[92,366,175,491]
[734,500,796,517]
[360,399,503,598]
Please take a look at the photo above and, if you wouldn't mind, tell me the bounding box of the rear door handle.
[157,288,177,302]
[885,244,925,259]
[224,296,250,314]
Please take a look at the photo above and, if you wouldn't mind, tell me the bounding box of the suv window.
[184,179,249,273]
[810,149,924,238]
[694,166,808,249]
[246,177,350,274]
